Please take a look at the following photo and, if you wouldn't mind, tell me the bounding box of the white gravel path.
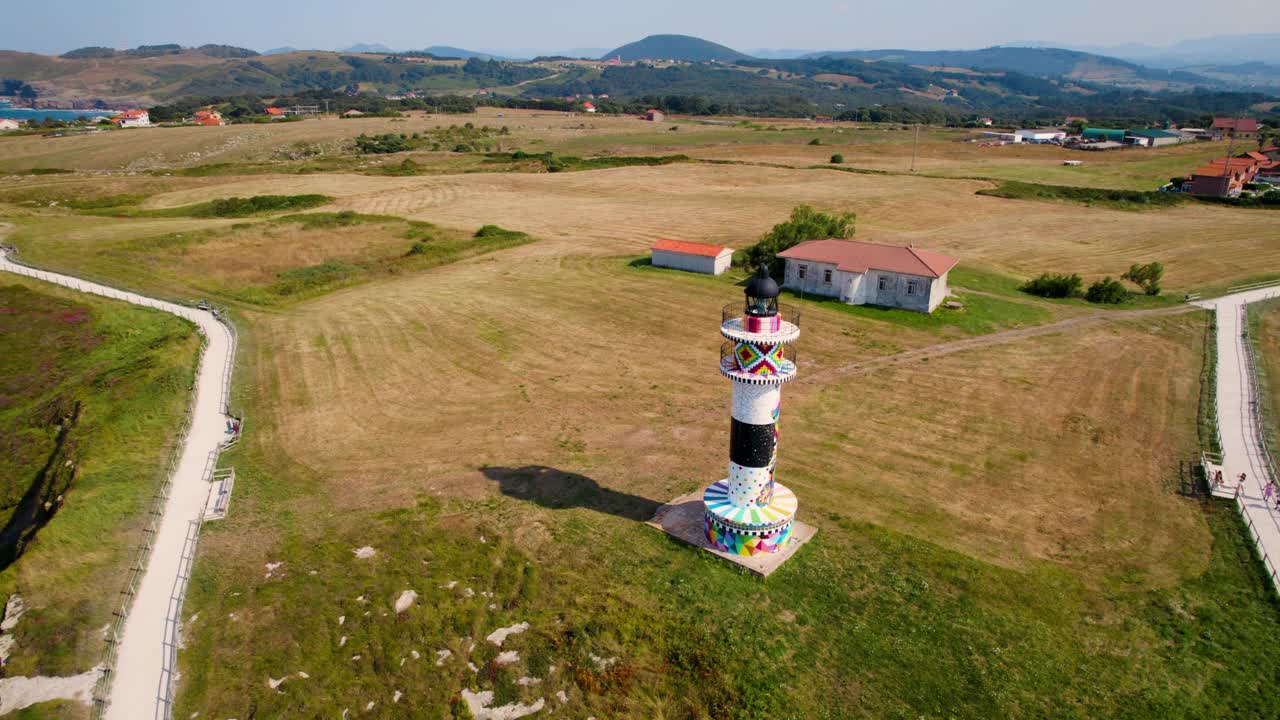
[1197,286,1280,595]
[0,244,234,719]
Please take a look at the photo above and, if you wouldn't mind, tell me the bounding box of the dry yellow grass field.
[126,163,1280,290]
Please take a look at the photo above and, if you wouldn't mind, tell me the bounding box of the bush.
[354,133,411,154]
[808,138,822,145]
[190,194,330,218]
[407,241,430,255]
[830,154,844,164]
[1086,277,1128,304]
[1020,272,1082,299]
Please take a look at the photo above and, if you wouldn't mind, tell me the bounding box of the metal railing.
[1229,278,1280,295]
[720,302,801,328]
[0,245,240,719]
[1228,302,1280,596]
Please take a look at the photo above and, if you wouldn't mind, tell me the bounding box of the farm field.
[2,113,1279,719]
[0,274,198,703]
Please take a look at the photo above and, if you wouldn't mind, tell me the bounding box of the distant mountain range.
[338,43,506,60]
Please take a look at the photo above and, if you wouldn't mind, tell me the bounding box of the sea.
[0,100,117,122]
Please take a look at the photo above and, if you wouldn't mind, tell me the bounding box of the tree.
[740,204,856,276]
[1121,261,1163,295]
[1086,277,1128,304]
[830,153,844,164]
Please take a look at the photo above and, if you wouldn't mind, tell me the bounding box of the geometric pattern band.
[734,341,784,375]
[703,479,798,530]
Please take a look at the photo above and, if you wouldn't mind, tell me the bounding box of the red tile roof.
[117,109,147,119]
[1212,117,1260,132]
[650,238,732,257]
[265,107,284,115]
[778,239,958,278]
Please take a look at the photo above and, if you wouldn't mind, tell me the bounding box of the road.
[1197,286,1280,594]
[0,240,233,719]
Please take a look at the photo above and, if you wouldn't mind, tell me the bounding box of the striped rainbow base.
[704,514,793,556]
[702,479,797,556]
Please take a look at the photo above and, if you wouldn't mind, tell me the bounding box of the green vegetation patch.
[977,180,1188,210]
[0,281,198,676]
[782,287,1050,336]
[167,194,333,218]
[484,150,691,173]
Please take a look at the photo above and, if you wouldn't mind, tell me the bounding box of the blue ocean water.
[0,104,118,122]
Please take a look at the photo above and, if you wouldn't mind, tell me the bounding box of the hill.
[602,34,750,63]
[420,46,505,60]
[803,46,1212,89]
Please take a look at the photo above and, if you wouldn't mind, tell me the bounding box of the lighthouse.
[703,264,800,556]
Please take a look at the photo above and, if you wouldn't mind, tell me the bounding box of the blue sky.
[3,0,1277,55]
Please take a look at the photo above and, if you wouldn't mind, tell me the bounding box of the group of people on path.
[1214,469,1280,510]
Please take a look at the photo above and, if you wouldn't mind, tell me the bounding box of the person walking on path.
[1236,473,1246,499]
[1266,482,1275,505]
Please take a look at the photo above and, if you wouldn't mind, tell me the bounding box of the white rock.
[464,588,475,597]
[494,650,520,665]
[393,690,402,703]
[410,650,421,660]
[435,649,452,666]
[339,636,348,647]
[556,690,568,703]
[267,677,285,689]
[589,654,618,671]
[460,689,546,720]
[297,671,310,679]
[2,595,26,632]
[352,547,376,559]
[394,590,418,614]
[485,622,529,646]
[365,701,375,711]
[517,676,541,686]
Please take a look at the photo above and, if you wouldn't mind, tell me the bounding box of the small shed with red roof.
[650,238,734,275]
[778,239,958,313]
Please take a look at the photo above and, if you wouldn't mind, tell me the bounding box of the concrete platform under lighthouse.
[646,488,817,577]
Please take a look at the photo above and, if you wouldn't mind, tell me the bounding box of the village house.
[264,107,286,119]
[778,239,958,314]
[582,101,597,113]
[116,109,151,128]
[645,109,666,122]
[0,118,21,131]
[192,110,224,126]
[1211,117,1261,140]
[976,117,994,126]
[650,238,734,275]
[342,109,365,117]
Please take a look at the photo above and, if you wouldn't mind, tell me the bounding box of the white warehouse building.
[650,238,734,275]
[778,239,959,313]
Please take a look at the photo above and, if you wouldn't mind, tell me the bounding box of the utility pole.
[910,123,921,173]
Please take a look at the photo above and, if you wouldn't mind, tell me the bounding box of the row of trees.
[1020,262,1164,304]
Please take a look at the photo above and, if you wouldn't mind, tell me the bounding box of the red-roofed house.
[1211,117,1261,140]
[116,109,151,128]
[650,238,734,275]
[582,101,597,113]
[192,109,224,126]
[778,239,959,313]
[264,107,286,119]
[1188,156,1262,198]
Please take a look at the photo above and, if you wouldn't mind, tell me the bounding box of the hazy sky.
[3,0,1278,55]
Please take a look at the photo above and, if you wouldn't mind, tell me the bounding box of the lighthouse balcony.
[719,303,801,344]
[720,341,798,384]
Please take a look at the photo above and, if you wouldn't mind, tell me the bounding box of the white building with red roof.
[778,239,959,313]
[116,109,151,128]
[650,238,734,275]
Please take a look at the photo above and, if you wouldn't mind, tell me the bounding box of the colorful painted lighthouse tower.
[703,265,800,556]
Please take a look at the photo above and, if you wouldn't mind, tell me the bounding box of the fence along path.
[1197,284,1280,595]
[0,247,235,720]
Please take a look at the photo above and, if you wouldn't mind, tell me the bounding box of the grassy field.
[0,276,198,683]
[164,251,1280,718]
[5,113,1280,719]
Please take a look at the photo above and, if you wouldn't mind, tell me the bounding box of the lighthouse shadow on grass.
[480,466,661,522]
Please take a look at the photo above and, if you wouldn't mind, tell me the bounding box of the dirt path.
[809,303,1198,383]
[0,227,235,719]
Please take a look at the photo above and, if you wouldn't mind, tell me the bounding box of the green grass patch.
[0,280,199,676]
[976,180,1188,210]
[782,286,1050,336]
[950,265,1185,309]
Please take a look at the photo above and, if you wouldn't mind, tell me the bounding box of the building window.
[906,279,920,296]
[878,276,891,292]
[823,269,833,284]
[798,264,807,279]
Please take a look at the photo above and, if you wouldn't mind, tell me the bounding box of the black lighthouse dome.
[744,264,780,317]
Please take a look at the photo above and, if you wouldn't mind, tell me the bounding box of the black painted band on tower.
[729,418,776,468]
